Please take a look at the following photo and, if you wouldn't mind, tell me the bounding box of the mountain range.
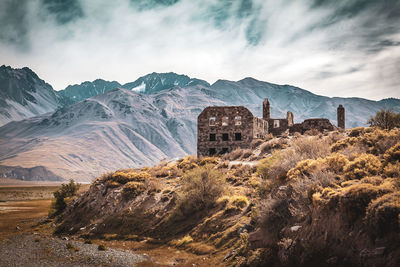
[0,65,399,182]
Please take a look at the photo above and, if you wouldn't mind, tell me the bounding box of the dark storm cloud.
[0,0,29,48]
[42,0,84,24]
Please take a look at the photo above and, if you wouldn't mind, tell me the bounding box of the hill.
[54,127,400,266]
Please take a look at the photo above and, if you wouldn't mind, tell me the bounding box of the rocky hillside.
[122,72,210,94]
[59,79,121,103]
[54,127,400,266]
[0,65,69,126]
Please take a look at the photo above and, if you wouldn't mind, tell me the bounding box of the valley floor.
[0,185,226,267]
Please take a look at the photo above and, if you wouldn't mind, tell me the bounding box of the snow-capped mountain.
[122,72,210,94]
[0,65,69,126]
[0,67,399,182]
[59,79,122,103]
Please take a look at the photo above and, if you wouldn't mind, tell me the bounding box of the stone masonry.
[197,99,345,157]
[197,106,268,157]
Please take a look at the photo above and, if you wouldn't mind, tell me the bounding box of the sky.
[0,0,399,100]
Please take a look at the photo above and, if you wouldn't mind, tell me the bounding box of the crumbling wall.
[267,118,289,136]
[253,117,268,139]
[290,118,335,134]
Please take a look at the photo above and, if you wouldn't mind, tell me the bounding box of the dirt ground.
[0,185,227,266]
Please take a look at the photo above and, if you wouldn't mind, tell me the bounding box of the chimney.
[287,111,294,126]
[337,104,345,129]
[263,98,270,120]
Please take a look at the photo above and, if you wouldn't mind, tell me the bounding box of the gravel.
[0,234,150,267]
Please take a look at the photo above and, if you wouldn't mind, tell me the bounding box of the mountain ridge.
[1,66,399,182]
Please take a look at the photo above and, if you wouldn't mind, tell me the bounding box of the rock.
[326,256,338,264]
[223,250,236,261]
[360,247,386,258]
[290,225,301,232]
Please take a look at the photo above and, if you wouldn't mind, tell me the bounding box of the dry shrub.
[257,149,302,180]
[177,156,199,171]
[217,195,249,212]
[331,137,359,152]
[365,192,400,236]
[304,128,320,136]
[384,143,400,164]
[340,144,368,160]
[199,156,219,166]
[286,154,348,180]
[241,149,253,159]
[224,148,244,161]
[217,160,230,169]
[174,165,225,216]
[339,183,388,220]
[328,131,345,143]
[260,138,288,155]
[173,235,194,247]
[251,139,263,149]
[291,136,331,159]
[333,128,400,155]
[349,127,366,137]
[122,181,146,200]
[313,178,396,220]
[105,180,121,188]
[233,164,254,178]
[102,171,151,185]
[344,153,382,179]
[383,162,400,178]
[360,176,384,185]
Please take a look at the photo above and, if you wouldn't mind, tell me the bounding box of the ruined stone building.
[197,106,268,157]
[197,99,345,157]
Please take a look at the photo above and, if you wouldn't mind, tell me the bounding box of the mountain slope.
[122,72,210,94]
[0,86,223,181]
[0,68,399,182]
[59,79,121,103]
[0,65,69,126]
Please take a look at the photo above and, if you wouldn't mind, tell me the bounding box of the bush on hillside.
[174,165,225,216]
[365,192,400,237]
[177,156,199,171]
[384,143,400,164]
[51,179,80,215]
[344,154,382,179]
[122,181,146,200]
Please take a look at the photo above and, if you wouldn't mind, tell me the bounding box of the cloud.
[0,0,399,100]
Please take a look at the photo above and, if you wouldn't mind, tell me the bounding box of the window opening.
[235,133,242,141]
[209,133,216,141]
[209,117,216,126]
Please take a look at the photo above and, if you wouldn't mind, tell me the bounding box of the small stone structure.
[197,99,345,157]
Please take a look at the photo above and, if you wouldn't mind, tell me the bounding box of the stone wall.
[253,117,268,139]
[290,118,335,134]
[197,106,256,157]
[267,118,289,136]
